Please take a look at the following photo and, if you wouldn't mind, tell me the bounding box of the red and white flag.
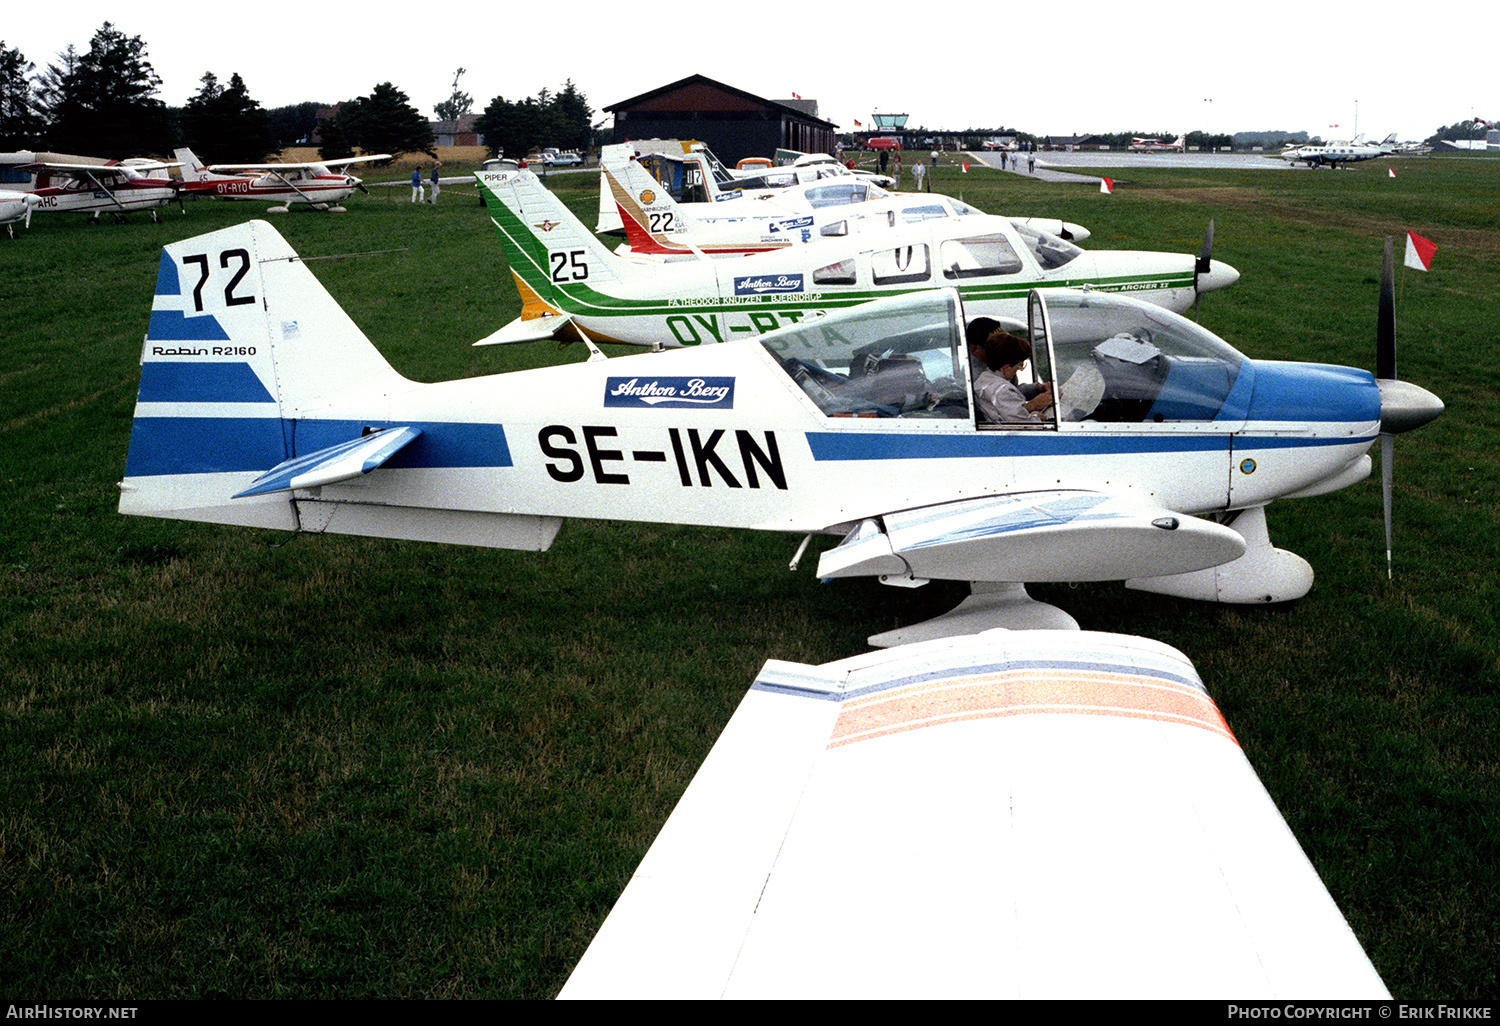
[962,162,969,172]
[1404,230,1437,271]
[1099,177,1114,194]
[1388,167,1397,178]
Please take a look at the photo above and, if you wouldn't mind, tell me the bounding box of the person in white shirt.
[972,330,1053,424]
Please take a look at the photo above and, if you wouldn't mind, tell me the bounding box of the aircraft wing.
[473,312,576,346]
[560,629,1389,999]
[816,490,1246,584]
[205,154,391,172]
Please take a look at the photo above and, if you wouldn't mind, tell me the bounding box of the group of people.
[409,162,442,204]
[966,316,1054,424]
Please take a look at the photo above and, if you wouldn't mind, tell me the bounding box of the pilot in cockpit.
[972,330,1054,424]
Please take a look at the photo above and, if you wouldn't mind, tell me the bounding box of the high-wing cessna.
[0,189,41,236]
[1280,133,1397,168]
[478,168,1235,348]
[174,147,391,212]
[600,153,1091,260]
[24,159,182,222]
[117,218,1438,996]
[1129,134,1186,152]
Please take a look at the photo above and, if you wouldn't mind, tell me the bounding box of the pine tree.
[0,41,46,149]
[330,82,433,159]
[42,22,173,156]
[180,71,276,163]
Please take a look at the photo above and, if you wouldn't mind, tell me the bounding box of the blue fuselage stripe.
[125,418,514,478]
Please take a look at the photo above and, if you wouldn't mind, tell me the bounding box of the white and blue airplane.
[118,219,1436,997]
[477,168,1235,349]
[599,151,1092,261]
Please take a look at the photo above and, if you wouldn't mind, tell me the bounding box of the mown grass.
[1,153,1496,999]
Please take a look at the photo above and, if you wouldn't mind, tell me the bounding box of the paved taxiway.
[963,149,1290,185]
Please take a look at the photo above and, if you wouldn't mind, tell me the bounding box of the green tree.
[179,71,277,163]
[475,82,593,158]
[40,22,172,156]
[330,82,433,158]
[0,42,46,149]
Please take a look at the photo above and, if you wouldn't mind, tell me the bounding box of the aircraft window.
[1011,223,1083,269]
[941,235,1023,279]
[804,182,871,208]
[0,167,30,185]
[813,258,857,285]
[1039,291,1245,422]
[871,244,931,285]
[819,221,849,238]
[758,291,968,419]
[900,204,951,223]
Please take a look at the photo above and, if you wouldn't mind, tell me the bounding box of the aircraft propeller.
[1373,235,1445,578]
[1192,219,1215,320]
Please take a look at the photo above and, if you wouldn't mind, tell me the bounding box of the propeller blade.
[1381,433,1394,580]
[1193,219,1214,321]
[1376,235,1396,380]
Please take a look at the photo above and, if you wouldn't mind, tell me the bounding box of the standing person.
[429,161,442,205]
[1028,152,1036,174]
[878,148,889,175]
[892,151,902,185]
[912,160,925,191]
[410,165,424,203]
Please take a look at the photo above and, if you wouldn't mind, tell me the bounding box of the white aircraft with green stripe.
[475,169,1239,350]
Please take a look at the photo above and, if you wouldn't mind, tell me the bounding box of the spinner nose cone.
[1378,379,1445,434]
[1198,259,1240,293]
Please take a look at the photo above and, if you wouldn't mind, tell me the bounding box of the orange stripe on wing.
[828,669,1235,748]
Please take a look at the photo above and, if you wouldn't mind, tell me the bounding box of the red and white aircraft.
[24,159,182,223]
[1128,134,1186,152]
[174,148,391,212]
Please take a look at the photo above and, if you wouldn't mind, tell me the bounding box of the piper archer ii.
[174,147,391,212]
[477,168,1235,349]
[0,190,41,237]
[598,152,1092,260]
[23,159,182,223]
[116,219,1436,995]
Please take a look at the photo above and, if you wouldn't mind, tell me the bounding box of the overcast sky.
[8,5,1491,145]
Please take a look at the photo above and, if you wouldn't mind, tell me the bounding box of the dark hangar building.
[606,74,838,166]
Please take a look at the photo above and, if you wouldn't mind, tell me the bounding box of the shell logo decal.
[639,189,656,204]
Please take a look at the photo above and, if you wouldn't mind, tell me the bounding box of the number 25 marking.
[550,249,589,283]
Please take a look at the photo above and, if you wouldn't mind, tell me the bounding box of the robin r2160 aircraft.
[118,219,1438,996]
[477,168,1236,348]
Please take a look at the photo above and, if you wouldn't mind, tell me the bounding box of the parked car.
[542,151,583,167]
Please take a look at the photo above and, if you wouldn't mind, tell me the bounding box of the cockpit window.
[941,235,1023,279]
[1036,291,1245,422]
[759,291,969,419]
[804,182,874,208]
[900,203,952,223]
[1011,223,1083,270]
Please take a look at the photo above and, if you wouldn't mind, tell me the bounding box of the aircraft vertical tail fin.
[603,158,702,258]
[475,169,633,341]
[172,147,208,182]
[120,219,411,529]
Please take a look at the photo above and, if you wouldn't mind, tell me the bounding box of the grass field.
[2,152,1496,1000]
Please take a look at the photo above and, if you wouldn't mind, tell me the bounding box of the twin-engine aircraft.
[23,159,182,222]
[600,153,1090,260]
[1280,133,1397,168]
[117,218,1436,996]
[174,148,391,212]
[477,168,1236,349]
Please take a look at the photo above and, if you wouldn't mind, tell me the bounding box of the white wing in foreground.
[560,630,1388,999]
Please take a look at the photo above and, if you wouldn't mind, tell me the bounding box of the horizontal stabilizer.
[818,490,1246,584]
[233,427,422,498]
[473,313,574,346]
